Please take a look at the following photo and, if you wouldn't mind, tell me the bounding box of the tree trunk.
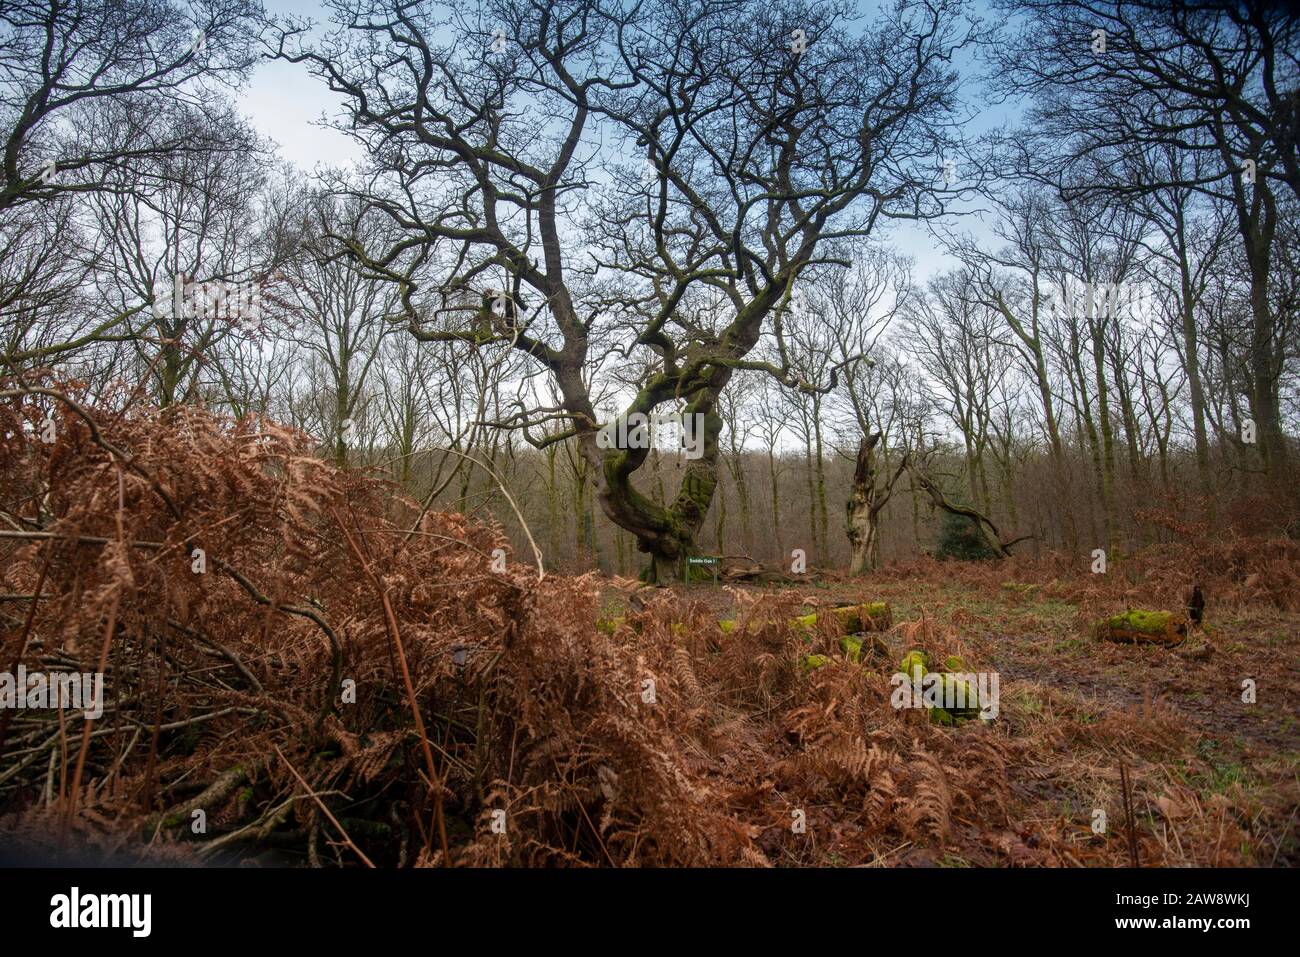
[846,434,883,576]
[583,402,725,583]
[813,404,829,562]
[768,447,782,564]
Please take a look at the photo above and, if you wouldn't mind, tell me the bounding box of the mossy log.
[841,633,889,663]
[930,673,982,724]
[1093,610,1187,647]
[899,649,928,681]
[791,602,892,635]
[830,602,892,633]
[893,652,983,724]
[608,601,892,653]
[717,601,891,638]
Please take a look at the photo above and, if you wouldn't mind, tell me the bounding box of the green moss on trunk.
[1093,609,1187,647]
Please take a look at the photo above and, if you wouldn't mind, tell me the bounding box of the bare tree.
[271,0,976,580]
[86,104,273,406]
[988,0,1299,479]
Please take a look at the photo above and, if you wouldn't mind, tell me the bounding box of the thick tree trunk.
[583,403,725,583]
[846,434,883,576]
[846,434,909,576]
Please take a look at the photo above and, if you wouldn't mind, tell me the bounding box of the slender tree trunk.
[803,431,818,560]
[733,453,754,555]
[1090,326,1118,552]
[1177,258,1213,494]
[768,447,782,564]
[714,479,726,555]
[813,406,829,562]
[1001,460,1019,532]
[545,443,560,558]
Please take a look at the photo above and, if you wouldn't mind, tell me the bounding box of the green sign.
[684,555,721,584]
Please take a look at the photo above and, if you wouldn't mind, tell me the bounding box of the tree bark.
[846,433,908,576]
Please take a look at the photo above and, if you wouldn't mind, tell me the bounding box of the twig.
[273,746,374,868]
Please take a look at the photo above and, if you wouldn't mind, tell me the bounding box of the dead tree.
[845,433,908,575]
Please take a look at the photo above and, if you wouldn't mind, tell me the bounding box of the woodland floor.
[598,572,1300,867]
[2,401,1295,866]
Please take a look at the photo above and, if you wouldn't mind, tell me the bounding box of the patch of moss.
[1107,609,1176,631]
[938,672,981,720]
[900,649,928,681]
[1001,581,1041,594]
[791,612,819,632]
[801,653,830,672]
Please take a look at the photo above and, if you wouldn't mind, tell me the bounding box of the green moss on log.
[831,602,893,633]
[1093,609,1187,647]
[926,673,981,725]
[788,602,892,637]
[713,604,891,639]
[791,612,819,632]
[941,672,981,719]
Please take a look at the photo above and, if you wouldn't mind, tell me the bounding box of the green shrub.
[935,510,997,561]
